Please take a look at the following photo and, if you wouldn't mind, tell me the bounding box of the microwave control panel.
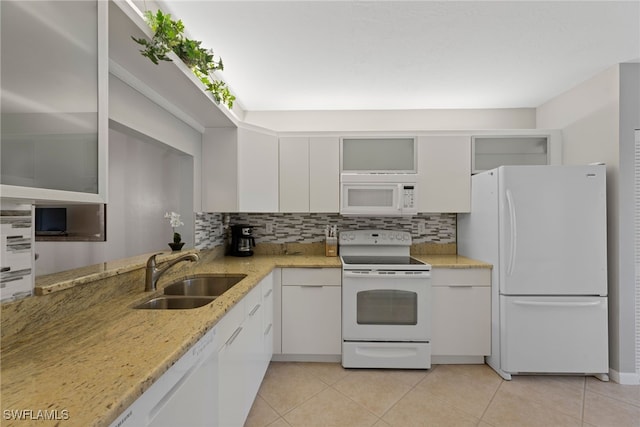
[403,185,415,208]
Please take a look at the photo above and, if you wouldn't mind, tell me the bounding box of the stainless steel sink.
[134,295,215,310]
[163,274,247,297]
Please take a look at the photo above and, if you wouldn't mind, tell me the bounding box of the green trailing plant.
[132,9,235,109]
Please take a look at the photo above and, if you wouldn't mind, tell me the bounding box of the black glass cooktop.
[341,256,426,266]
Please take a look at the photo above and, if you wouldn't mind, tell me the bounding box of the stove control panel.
[340,230,411,245]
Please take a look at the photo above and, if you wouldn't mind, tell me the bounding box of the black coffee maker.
[230,224,255,257]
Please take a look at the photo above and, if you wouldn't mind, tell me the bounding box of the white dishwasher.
[109,326,219,427]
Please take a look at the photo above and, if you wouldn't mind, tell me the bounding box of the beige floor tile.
[334,369,414,416]
[586,377,640,407]
[297,362,350,385]
[583,390,640,427]
[257,362,328,415]
[383,388,480,427]
[433,363,502,382]
[414,364,501,418]
[373,419,392,427]
[245,395,280,427]
[483,387,582,427]
[266,418,291,427]
[498,375,585,419]
[283,387,379,427]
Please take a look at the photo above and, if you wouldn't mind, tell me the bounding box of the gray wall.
[35,127,194,275]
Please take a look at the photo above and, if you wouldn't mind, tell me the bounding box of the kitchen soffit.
[156,1,639,112]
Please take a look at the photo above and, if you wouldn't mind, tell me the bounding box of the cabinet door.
[431,268,491,357]
[417,136,471,213]
[262,272,275,369]
[238,128,279,212]
[244,293,265,413]
[218,323,250,427]
[309,137,340,212]
[279,137,310,212]
[431,286,491,356]
[282,285,342,355]
[0,0,107,203]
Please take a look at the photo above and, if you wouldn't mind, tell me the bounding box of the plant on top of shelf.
[132,9,236,109]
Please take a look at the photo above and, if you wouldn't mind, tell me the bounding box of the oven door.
[342,270,431,341]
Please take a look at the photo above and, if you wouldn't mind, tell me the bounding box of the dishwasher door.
[109,326,219,427]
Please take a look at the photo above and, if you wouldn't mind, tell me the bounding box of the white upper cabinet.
[341,137,416,173]
[310,137,340,212]
[238,128,279,212]
[471,131,562,173]
[279,136,339,213]
[203,127,278,212]
[417,135,471,213]
[1,0,108,203]
[279,137,310,212]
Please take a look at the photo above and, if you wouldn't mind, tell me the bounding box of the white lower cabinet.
[281,268,342,356]
[431,267,491,360]
[218,275,273,427]
[108,326,219,427]
[110,274,274,427]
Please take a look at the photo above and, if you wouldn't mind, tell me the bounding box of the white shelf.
[109,0,243,130]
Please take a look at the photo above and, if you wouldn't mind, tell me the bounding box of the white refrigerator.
[458,165,609,380]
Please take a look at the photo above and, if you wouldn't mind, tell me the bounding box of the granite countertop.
[0,251,490,427]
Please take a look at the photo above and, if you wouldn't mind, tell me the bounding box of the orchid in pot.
[165,211,185,251]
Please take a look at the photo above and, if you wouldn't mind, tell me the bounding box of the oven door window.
[356,289,417,325]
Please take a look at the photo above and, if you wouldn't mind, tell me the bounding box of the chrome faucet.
[145,252,199,292]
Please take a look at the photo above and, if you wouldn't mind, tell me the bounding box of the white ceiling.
[157,1,639,112]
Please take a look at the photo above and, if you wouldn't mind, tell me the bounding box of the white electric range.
[340,230,432,369]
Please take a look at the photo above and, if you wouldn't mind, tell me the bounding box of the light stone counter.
[0,249,488,427]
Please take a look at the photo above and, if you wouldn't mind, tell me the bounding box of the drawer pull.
[226,327,243,346]
[249,303,261,316]
[264,289,273,298]
[447,284,473,288]
[264,323,272,335]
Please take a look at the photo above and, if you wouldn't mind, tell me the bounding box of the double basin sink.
[134,274,247,310]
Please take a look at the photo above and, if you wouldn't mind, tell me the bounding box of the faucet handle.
[146,252,164,268]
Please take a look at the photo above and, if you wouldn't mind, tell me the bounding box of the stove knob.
[389,234,395,240]
[349,233,355,240]
[396,233,402,240]
[403,234,410,241]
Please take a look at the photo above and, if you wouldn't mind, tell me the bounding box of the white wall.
[35,128,194,276]
[244,108,536,132]
[536,64,639,383]
[109,75,203,211]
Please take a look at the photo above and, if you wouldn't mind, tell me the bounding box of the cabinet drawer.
[282,268,341,287]
[431,267,491,287]
[217,299,245,346]
[244,282,262,315]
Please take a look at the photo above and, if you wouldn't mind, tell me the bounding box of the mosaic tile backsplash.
[195,212,456,250]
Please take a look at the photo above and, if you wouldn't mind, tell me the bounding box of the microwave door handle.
[397,184,402,211]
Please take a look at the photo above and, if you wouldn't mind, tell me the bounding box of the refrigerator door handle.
[513,300,603,308]
[506,189,517,276]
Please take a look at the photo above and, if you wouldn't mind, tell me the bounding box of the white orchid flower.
[164,211,184,228]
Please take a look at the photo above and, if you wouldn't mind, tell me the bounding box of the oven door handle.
[343,271,431,278]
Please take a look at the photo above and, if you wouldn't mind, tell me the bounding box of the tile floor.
[245,362,640,427]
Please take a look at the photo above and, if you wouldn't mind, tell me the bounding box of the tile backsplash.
[195,212,455,250]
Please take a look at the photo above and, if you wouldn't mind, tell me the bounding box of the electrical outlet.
[417,221,426,234]
[265,223,274,234]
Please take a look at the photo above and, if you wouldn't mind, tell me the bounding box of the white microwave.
[340,174,418,216]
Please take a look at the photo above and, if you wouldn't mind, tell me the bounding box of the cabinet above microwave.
[341,137,416,173]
